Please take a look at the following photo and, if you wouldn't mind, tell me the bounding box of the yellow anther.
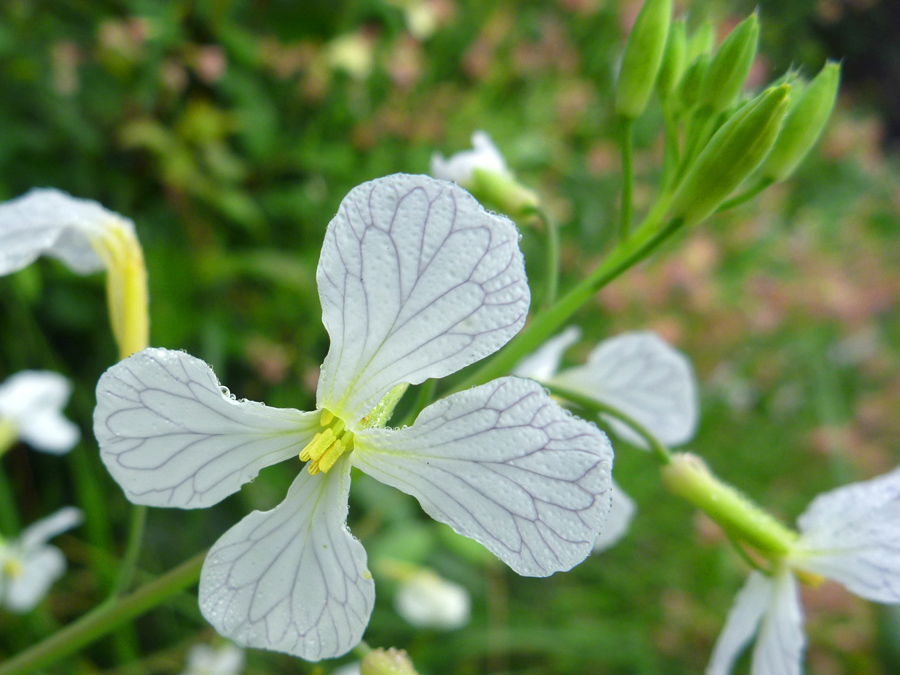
[794,569,825,588]
[299,409,354,475]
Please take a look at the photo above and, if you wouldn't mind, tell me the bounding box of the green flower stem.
[0,462,21,537]
[524,206,560,310]
[660,104,680,191]
[451,212,683,393]
[619,118,635,239]
[110,504,148,597]
[0,550,206,675]
[545,384,672,464]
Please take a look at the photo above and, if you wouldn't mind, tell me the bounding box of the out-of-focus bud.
[394,569,471,630]
[759,61,841,181]
[685,20,714,62]
[361,648,419,675]
[656,18,687,100]
[676,53,709,112]
[698,12,759,114]
[614,0,672,118]
[668,84,791,226]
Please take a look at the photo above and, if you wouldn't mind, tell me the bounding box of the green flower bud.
[685,20,714,61]
[657,18,687,99]
[615,0,672,119]
[760,61,841,181]
[669,83,791,226]
[361,648,419,675]
[469,167,540,219]
[698,12,759,113]
[676,52,709,113]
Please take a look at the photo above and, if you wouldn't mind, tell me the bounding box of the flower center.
[1,554,24,580]
[299,409,355,475]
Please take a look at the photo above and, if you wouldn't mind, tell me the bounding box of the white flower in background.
[0,188,148,358]
[0,507,82,613]
[332,664,361,675]
[0,371,80,455]
[708,466,900,675]
[515,328,698,551]
[180,642,245,675]
[395,569,470,630]
[94,174,613,661]
[430,131,510,187]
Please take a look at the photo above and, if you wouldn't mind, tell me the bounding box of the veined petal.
[550,331,698,448]
[95,348,320,509]
[0,371,80,454]
[316,174,529,425]
[707,571,773,675]
[513,326,582,383]
[751,570,804,675]
[0,188,133,275]
[793,466,900,602]
[199,456,374,661]
[21,506,83,551]
[592,481,636,552]
[353,377,613,577]
[5,546,66,613]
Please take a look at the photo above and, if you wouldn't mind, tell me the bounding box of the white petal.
[793,466,900,602]
[751,570,804,675]
[592,482,636,552]
[95,348,320,509]
[353,377,613,577]
[707,571,773,675]
[199,456,374,661]
[550,331,698,448]
[316,174,529,424]
[394,571,471,630]
[0,371,79,454]
[5,546,66,612]
[429,131,509,185]
[182,643,245,675]
[512,326,582,382]
[21,506,83,551]
[0,188,133,275]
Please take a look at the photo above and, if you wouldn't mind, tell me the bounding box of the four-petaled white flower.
[0,188,148,358]
[430,131,510,187]
[0,371,80,455]
[0,507,83,613]
[394,569,470,630]
[180,642,245,675]
[514,328,698,550]
[708,466,900,675]
[93,174,613,661]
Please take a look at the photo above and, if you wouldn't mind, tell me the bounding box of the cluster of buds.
[615,2,841,229]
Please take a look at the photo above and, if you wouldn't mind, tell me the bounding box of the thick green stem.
[619,118,635,239]
[0,551,206,675]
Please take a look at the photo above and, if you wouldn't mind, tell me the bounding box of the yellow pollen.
[299,409,354,475]
[2,556,24,580]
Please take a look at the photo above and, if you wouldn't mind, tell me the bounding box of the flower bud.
[615,0,672,118]
[675,52,709,113]
[656,18,687,99]
[685,20,714,62]
[668,83,791,226]
[759,61,841,181]
[698,12,759,114]
[361,648,419,675]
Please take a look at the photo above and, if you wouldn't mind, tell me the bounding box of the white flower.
[708,467,900,675]
[394,570,470,630]
[332,664,361,675]
[0,188,148,358]
[514,328,698,551]
[180,642,245,675]
[0,371,80,454]
[0,507,82,613]
[430,132,510,187]
[94,174,613,661]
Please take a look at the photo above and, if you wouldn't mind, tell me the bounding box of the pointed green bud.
[760,61,841,181]
[361,648,419,675]
[676,52,709,113]
[615,0,673,118]
[699,12,759,113]
[669,83,791,226]
[469,168,540,219]
[685,20,714,61]
[657,18,687,99]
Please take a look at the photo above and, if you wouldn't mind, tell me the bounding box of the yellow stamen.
[299,409,354,475]
[794,569,825,588]
[2,556,24,580]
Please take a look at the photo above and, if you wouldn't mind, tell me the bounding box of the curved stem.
[546,384,672,464]
[525,206,560,310]
[0,551,206,675]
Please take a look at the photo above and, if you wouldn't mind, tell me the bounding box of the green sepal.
[685,20,714,62]
[675,52,709,113]
[615,0,673,119]
[657,18,687,99]
[357,383,410,430]
[698,12,760,114]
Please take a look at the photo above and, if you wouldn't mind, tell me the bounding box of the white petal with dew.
[316,174,529,424]
[0,371,79,454]
[353,377,612,577]
[95,348,320,509]
[21,506,83,550]
[429,131,509,185]
[793,466,900,602]
[550,331,698,448]
[707,571,773,675]
[0,188,132,275]
[592,481,635,552]
[751,570,804,675]
[513,326,582,383]
[5,547,66,613]
[199,456,374,661]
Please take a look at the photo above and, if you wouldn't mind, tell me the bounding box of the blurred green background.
[1,0,899,673]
